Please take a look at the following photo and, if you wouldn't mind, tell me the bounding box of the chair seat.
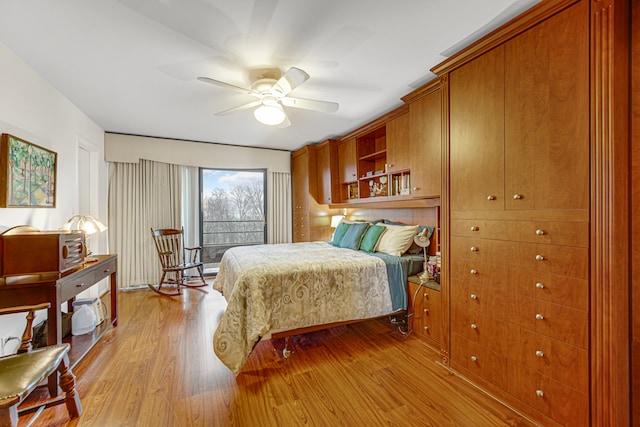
[0,344,70,403]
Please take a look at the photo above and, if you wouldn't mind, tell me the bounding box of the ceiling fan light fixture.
[254,103,286,126]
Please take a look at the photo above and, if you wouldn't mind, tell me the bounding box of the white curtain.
[108,159,182,288]
[182,165,199,249]
[267,171,291,244]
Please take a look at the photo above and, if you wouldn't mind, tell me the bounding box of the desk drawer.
[59,269,95,302]
[94,257,117,282]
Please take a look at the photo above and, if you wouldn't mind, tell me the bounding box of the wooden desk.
[0,254,118,393]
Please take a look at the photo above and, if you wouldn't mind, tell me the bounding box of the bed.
[212,221,431,375]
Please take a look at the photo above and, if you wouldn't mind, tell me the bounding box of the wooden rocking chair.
[149,228,207,296]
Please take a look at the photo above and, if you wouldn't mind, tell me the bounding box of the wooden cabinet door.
[386,113,410,173]
[504,1,589,211]
[291,150,310,242]
[409,88,441,198]
[449,46,505,211]
[338,138,357,183]
[315,140,339,204]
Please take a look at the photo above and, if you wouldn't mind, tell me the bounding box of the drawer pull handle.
[536,313,545,320]
[535,350,545,358]
[413,187,419,191]
[103,269,110,273]
[536,229,545,235]
[470,294,478,300]
[486,195,496,200]
[76,283,85,288]
[536,390,544,397]
[536,282,545,289]
[423,308,429,314]
[535,255,545,261]
[470,355,478,362]
[470,226,479,231]
[470,323,478,329]
[470,269,478,275]
[513,194,523,199]
[470,246,478,252]
[423,326,429,331]
[423,292,428,298]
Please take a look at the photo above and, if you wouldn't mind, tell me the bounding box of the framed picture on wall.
[0,133,57,208]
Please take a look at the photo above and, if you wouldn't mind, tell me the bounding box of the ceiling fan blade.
[197,76,259,97]
[281,96,339,113]
[272,67,309,96]
[215,100,262,116]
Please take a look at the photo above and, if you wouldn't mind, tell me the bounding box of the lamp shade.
[330,215,345,228]
[254,103,286,125]
[61,215,107,235]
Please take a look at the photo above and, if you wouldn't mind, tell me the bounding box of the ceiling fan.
[197,67,339,127]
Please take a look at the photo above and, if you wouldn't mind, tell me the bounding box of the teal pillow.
[332,222,351,246]
[339,222,370,250]
[359,225,386,252]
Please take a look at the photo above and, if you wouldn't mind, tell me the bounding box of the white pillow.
[375,223,420,256]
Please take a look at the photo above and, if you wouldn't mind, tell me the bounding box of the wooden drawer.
[451,333,511,392]
[409,282,442,345]
[510,364,589,426]
[450,304,517,355]
[59,269,96,302]
[94,257,117,282]
[451,279,517,322]
[450,236,589,279]
[451,258,588,311]
[516,296,588,349]
[450,218,588,247]
[514,327,589,393]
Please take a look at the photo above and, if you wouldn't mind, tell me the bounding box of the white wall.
[0,42,106,355]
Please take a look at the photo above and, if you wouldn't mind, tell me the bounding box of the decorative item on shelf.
[330,215,345,228]
[368,176,387,197]
[413,230,432,285]
[61,215,107,262]
[347,182,359,199]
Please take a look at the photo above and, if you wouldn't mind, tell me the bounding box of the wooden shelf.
[330,197,440,209]
[358,150,386,162]
[64,314,113,369]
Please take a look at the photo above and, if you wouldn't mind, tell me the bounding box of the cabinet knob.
[535,255,545,261]
[470,226,479,231]
[513,194,523,199]
[423,292,428,298]
[423,308,429,314]
[536,229,545,235]
[470,323,478,329]
[470,269,478,275]
[423,326,429,331]
[470,246,478,252]
[486,195,496,200]
[470,294,478,300]
[536,282,545,289]
[536,313,545,320]
[413,187,419,191]
[536,390,545,397]
[535,350,545,358]
[470,355,478,362]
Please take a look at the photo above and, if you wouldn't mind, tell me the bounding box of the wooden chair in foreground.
[150,228,207,296]
[0,303,81,427]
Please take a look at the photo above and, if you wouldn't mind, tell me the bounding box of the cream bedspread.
[213,242,394,374]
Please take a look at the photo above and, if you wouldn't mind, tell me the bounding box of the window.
[200,168,266,273]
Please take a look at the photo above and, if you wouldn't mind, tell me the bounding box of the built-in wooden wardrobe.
[434,0,630,425]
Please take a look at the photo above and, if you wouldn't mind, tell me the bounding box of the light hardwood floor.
[27,281,538,427]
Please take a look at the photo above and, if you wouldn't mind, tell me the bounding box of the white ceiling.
[0,0,539,152]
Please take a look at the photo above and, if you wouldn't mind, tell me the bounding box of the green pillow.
[339,222,370,250]
[359,225,387,252]
[332,222,351,246]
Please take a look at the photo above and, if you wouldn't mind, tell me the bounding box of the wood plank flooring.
[27,281,538,426]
